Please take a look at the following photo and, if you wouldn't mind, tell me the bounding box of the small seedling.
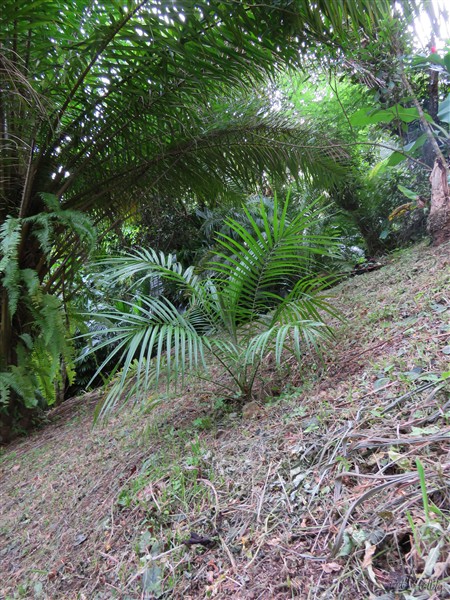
[192,416,213,431]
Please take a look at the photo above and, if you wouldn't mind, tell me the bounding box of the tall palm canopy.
[1,0,419,227]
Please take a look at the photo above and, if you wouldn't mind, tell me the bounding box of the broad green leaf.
[391,106,427,123]
[386,151,407,167]
[404,134,428,153]
[386,134,427,167]
[350,107,395,127]
[438,94,450,125]
[398,184,419,201]
[350,105,430,128]
[444,53,450,74]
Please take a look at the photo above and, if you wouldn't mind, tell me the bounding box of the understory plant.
[0,194,96,421]
[86,194,341,419]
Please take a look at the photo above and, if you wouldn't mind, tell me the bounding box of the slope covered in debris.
[1,241,449,599]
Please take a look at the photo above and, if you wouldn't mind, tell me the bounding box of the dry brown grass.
[1,241,449,599]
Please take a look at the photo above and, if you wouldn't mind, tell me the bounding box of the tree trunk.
[428,158,450,246]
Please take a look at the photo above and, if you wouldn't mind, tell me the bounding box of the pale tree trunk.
[428,158,450,246]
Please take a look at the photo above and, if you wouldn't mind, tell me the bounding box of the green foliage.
[0,291,74,410]
[350,104,431,127]
[86,194,340,419]
[0,0,377,226]
[398,185,420,201]
[0,0,422,433]
[438,94,450,124]
[412,50,450,78]
[0,197,96,412]
[0,1,387,431]
[412,52,450,125]
[196,193,343,273]
[276,66,431,255]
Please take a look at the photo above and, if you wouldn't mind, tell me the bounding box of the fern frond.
[0,217,22,270]
[0,217,23,315]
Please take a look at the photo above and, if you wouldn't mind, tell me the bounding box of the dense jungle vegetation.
[1,0,449,439]
[1,1,450,598]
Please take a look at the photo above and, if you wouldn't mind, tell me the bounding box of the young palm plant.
[86,194,341,419]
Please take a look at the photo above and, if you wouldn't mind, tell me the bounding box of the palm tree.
[0,0,418,434]
[86,194,340,418]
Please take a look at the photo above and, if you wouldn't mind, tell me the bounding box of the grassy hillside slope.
[1,241,449,600]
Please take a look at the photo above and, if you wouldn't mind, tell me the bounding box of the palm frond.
[83,294,208,416]
[244,319,330,366]
[210,194,339,328]
[86,193,343,414]
[97,248,200,296]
